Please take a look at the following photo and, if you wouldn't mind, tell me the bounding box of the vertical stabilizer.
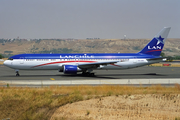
[139,27,171,56]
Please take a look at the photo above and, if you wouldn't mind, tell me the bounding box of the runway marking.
[50,78,55,80]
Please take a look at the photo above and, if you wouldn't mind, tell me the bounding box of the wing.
[78,61,119,69]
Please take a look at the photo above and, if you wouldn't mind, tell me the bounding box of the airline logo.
[156,36,164,45]
[148,46,161,50]
[60,54,94,58]
[148,36,164,50]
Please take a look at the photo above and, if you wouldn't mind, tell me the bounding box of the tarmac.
[0,65,180,87]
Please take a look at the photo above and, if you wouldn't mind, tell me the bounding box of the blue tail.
[139,27,171,56]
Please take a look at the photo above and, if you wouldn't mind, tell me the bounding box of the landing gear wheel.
[82,72,87,75]
[16,73,20,76]
[82,72,95,76]
[90,73,95,76]
[16,71,20,76]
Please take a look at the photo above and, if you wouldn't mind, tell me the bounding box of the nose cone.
[3,60,10,67]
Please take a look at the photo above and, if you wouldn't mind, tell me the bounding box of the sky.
[0,0,179,39]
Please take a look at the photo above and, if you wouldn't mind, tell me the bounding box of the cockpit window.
[8,58,13,60]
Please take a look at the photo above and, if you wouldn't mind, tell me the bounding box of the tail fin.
[139,27,171,56]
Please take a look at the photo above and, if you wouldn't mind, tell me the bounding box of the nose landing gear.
[15,70,20,76]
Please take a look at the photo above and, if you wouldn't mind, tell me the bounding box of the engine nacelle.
[63,65,80,74]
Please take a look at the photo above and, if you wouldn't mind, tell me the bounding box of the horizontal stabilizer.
[146,57,165,61]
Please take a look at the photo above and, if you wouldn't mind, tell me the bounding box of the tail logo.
[148,46,161,50]
[156,36,164,45]
[147,36,165,51]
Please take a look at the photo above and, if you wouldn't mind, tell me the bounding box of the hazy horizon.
[0,0,179,39]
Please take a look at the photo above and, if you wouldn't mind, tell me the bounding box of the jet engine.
[63,65,81,74]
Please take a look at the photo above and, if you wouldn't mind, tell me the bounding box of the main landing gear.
[15,70,20,76]
[82,72,95,76]
[82,69,95,76]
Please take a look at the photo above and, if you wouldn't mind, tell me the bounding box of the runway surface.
[0,65,180,87]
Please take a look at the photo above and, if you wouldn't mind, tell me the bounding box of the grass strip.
[0,85,180,119]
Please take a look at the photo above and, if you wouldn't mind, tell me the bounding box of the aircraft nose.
[3,60,10,66]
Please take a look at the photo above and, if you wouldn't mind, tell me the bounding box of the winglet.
[139,27,171,56]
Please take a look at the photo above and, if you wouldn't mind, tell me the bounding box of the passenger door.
[20,57,24,64]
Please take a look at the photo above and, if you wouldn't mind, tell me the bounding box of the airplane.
[4,27,171,76]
